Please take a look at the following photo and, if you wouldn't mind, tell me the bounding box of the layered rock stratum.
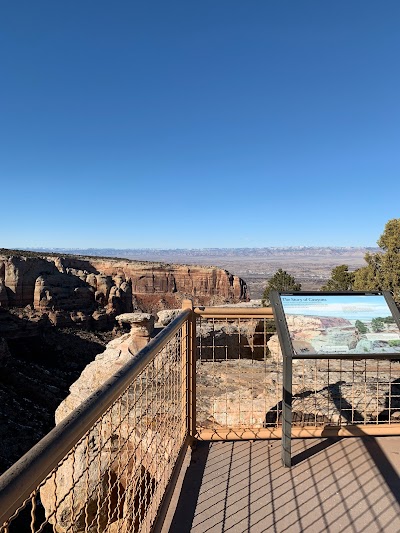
[0,250,247,474]
[0,249,248,328]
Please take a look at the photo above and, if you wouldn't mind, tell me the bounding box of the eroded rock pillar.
[115,312,155,353]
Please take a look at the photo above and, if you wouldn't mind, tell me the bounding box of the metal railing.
[0,308,194,533]
[194,307,400,440]
[195,307,280,440]
[1,303,400,531]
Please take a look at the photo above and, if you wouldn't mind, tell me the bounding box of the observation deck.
[163,437,400,532]
[1,303,400,532]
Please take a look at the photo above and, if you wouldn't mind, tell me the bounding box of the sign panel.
[277,292,400,357]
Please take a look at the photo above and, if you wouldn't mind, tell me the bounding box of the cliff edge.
[0,249,248,328]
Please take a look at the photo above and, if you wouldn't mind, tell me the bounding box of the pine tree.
[355,320,368,333]
[261,269,301,306]
[353,219,400,303]
[321,265,355,291]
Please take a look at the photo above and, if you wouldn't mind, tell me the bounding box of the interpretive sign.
[272,292,400,358]
[270,291,400,467]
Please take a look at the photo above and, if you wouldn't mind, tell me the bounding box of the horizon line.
[7,245,380,252]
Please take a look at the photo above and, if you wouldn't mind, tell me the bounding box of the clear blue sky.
[1,1,399,249]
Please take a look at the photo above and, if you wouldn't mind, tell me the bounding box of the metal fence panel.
[195,308,400,440]
[0,314,189,533]
[196,311,281,439]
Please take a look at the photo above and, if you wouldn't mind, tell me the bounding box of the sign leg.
[282,354,292,467]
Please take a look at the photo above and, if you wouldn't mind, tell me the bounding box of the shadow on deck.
[163,437,400,533]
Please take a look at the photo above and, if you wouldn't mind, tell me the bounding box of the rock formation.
[0,250,248,328]
[40,314,163,533]
[115,312,155,353]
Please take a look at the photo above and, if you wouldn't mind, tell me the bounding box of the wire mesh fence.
[195,311,281,438]
[0,317,189,533]
[195,309,400,439]
[289,358,400,427]
[1,306,400,532]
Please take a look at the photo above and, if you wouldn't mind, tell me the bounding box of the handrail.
[194,306,274,319]
[0,308,191,527]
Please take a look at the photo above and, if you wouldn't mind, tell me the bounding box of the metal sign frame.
[270,290,400,467]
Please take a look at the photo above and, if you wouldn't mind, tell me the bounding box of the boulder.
[91,310,109,330]
[156,309,180,327]
[47,310,74,327]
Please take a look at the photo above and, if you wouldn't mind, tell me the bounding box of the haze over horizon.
[4,245,380,259]
[1,1,399,250]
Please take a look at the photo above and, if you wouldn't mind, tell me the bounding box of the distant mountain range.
[26,246,380,259]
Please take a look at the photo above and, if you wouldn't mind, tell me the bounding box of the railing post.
[182,299,196,440]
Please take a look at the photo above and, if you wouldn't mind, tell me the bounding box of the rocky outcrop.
[156,309,181,327]
[88,258,247,309]
[115,312,155,353]
[0,251,248,328]
[198,336,400,429]
[0,280,8,307]
[41,314,159,533]
[53,313,155,422]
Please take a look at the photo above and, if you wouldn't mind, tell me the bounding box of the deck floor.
[162,436,400,533]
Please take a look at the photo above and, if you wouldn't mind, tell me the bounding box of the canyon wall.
[0,251,248,327]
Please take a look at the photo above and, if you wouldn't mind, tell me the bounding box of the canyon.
[0,249,247,328]
[29,246,375,297]
[2,248,400,532]
[0,249,247,474]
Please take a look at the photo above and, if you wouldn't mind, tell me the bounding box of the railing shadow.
[168,442,210,532]
[378,378,400,421]
[169,379,400,532]
[327,380,400,506]
[290,381,400,505]
[291,437,342,466]
[171,436,400,532]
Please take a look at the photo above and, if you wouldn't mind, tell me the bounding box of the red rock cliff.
[0,251,248,327]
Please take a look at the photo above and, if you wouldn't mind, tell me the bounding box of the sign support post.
[270,290,400,469]
[282,350,292,467]
[271,291,297,467]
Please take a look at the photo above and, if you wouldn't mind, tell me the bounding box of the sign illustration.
[280,294,400,356]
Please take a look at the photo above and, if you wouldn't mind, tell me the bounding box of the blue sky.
[1,1,400,249]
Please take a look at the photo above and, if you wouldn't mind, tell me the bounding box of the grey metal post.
[282,352,292,467]
[270,291,294,468]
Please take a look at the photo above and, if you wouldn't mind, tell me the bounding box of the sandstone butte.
[0,250,248,327]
